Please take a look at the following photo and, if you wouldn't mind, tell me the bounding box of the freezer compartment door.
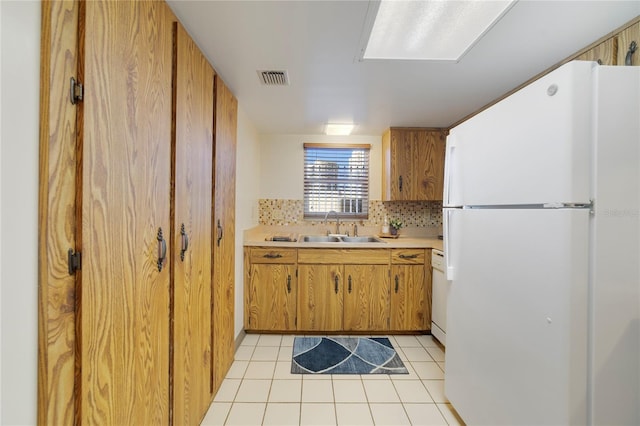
[444,208,589,425]
[445,61,594,207]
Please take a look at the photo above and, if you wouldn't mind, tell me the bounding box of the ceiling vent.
[257,70,289,86]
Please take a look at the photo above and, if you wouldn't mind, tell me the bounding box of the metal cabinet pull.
[263,253,283,259]
[399,253,418,259]
[395,275,399,293]
[216,220,223,247]
[334,275,339,294]
[399,175,403,192]
[179,223,189,262]
[157,228,167,272]
[626,41,637,66]
[287,275,292,293]
[348,275,352,293]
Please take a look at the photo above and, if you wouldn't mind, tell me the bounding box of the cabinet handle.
[157,228,167,272]
[625,41,637,66]
[263,253,283,259]
[395,275,399,293]
[399,175,403,192]
[334,275,339,294]
[287,275,291,293]
[216,219,223,247]
[348,275,352,293]
[399,254,418,259]
[179,223,189,262]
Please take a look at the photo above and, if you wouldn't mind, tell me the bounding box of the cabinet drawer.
[298,249,389,265]
[391,249,425,264]
[249,247,297,264]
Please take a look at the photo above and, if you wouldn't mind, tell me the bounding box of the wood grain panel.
[79,1,173,424]
[248,264,297,330]
[618,21,640,66]
[173,22,214,425]
[212,76,237,394]
[391,129,414,200]
[38,1,79,424]
[390,264,427,331]
[298,265,343,331]
[576,37,617,65]
[249,247,297,264]
[297,249,389,264]
[383,128,447,201]
[343,265,390,331]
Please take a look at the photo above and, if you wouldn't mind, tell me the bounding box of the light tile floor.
[201,334,465,425]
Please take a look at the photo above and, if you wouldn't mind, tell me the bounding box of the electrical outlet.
[272,209,284,220]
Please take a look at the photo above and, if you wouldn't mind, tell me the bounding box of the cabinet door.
[343,265,390,331]
[576,37,617,65]
[212,76,237,394]
[384,128,446,201]
[79,1,173,424]
[389,129,415,200]
[248,264,297,330]
[390,264,427,330]
[415,131,446,200]
[173,23,214,424]
[298,265,343,331]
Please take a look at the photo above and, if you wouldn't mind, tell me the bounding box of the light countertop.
[243,225,444,251]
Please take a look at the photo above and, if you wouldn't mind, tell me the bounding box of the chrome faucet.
[323,210,340,235]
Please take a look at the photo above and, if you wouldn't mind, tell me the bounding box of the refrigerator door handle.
[443,209,455,281]
[443,135,456,206]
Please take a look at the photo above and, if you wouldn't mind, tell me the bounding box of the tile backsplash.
[259,199,442,229]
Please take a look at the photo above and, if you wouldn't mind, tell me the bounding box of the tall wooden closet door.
[212,77,238,393]
[79,1,173,424]
[172,23,214,424]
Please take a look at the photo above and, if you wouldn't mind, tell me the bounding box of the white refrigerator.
[443,61,640,425]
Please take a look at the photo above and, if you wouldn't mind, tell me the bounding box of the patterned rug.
[291,337,408,374]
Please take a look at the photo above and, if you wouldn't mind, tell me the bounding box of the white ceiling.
[167,1,639,136]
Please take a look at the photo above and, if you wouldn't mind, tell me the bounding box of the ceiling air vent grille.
[258,70,289,86]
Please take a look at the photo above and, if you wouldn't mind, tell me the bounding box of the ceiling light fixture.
[362,0,516,62]
[325,123,355,136]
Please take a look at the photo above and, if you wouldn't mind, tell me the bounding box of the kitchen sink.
[340,236,385,243]
[302,235,341,243]
[300,235,386,244]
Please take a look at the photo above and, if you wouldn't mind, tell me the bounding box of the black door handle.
[180,223,189,262]
[157,228,167,272]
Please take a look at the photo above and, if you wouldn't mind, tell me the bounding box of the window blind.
[303,143,370,219]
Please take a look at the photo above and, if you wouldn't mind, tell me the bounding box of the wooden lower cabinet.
[343,264,390,331]
[245,248,297,331]
[246,247,432,333]
[298,264,344,331]
[390,249,431,331]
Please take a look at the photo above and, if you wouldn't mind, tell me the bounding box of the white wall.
[258,134,382,200]
[0,1,41,424]
[234,106,261,338]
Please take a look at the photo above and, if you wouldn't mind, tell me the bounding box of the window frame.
[303,143,371,220]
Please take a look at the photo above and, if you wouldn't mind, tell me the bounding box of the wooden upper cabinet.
[172,22,214,425]
[383,128,447,201]
[79,1,174,424]
[576,37,618,65]
[618,21,640,66]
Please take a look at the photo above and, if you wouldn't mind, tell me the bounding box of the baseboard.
[234,329,246,352]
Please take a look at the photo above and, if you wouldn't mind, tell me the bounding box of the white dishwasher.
[431,249,450,346]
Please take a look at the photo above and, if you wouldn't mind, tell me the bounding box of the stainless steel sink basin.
[300,235,386,243]
[340,236,385,243]
[302,235,341,243]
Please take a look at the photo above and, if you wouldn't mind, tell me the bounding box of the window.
[303,143,370,219]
